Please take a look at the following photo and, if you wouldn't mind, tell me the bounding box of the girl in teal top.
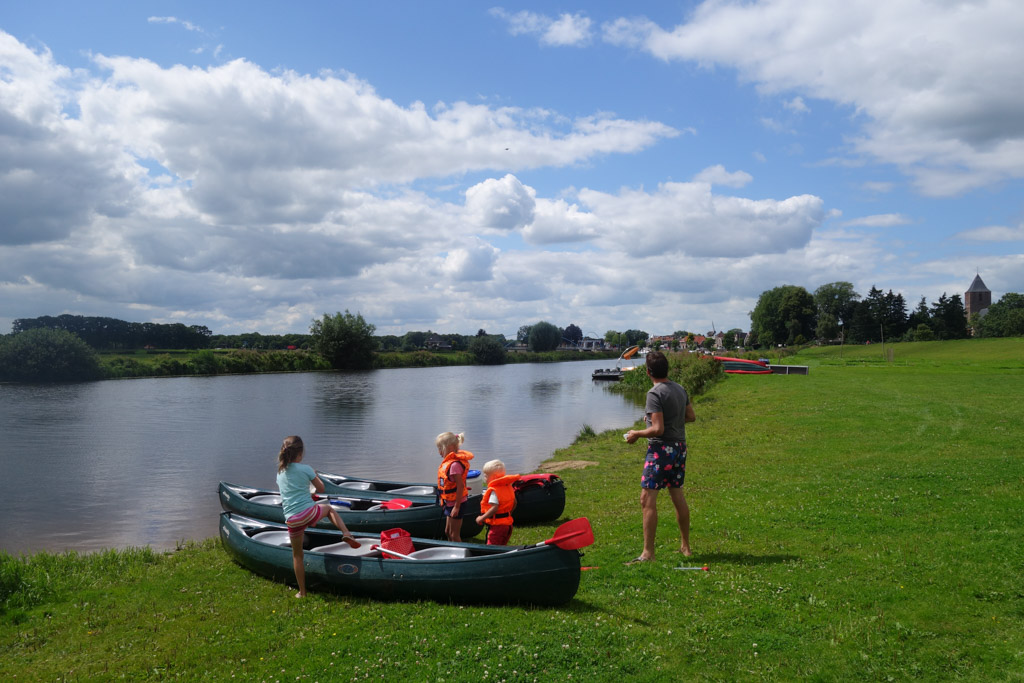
[276,435,358,597]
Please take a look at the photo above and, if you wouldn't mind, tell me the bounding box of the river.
[0,358,641,554]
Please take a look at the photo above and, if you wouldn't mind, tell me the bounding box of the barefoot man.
[624,351,697,564]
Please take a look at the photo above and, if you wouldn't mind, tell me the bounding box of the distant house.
[425,335,452,350]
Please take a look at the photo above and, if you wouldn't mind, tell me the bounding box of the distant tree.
[722,328,743,350]
[0,328,102,382]
[973,293,1024,338]
[377,334,402,351]
[912,323,935,342]
[813,282,860,341]
[401,330,428,351]
[517,325,533,343]
[622,329,649,347]
[813,282,860,339]
[907,296,931,331]
[469,336,507,364]
[604,330,621,346]
[528,321,561,352]
[929,293,969,340]
[563,323,583,345]
[310,310,376,369]
[476,329,488,337]
[750,285,816,347]
[701,337,715,350]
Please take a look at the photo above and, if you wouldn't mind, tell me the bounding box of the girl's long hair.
[277,435,304,473]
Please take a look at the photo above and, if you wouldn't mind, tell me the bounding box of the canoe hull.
[318,472,566,525]
[716,356,773,374]
[219,513,581,605]
[217,481,483,539]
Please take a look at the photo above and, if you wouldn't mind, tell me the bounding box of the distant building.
[965,274,992,319]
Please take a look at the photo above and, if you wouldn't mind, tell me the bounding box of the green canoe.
[217,481,483,540]
[317,471,567,525]
[219,512,582,605]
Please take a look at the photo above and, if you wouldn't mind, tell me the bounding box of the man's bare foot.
[679,546,692,557]
[625,554,654,565]
[295,592,305,598]
[342,535,361,548]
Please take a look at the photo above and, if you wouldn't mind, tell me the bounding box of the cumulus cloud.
[442,239,499,282]
[490,9,593,46]
[465,174,536,230]
[577,182,825,258]
[601,0,1024,196]
[0,32,136,246]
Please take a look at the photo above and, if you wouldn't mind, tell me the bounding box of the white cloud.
[465,174,536,230]
[147,16,203,33]
[955,224,1024,242]
[578,182,825,258]
[784,96,809,113]
[442,239,499,282]
[602,0,1024,196]
[490,9,593,46]
[840,213,913,228]
[693,165,753,188]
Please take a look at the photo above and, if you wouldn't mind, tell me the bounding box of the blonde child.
[276,435,359,598]
[436,431,474,542]
[475,459,520,545]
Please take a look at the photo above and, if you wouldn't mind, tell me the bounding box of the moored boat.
[715,356,773,374]
[217,481,483,539]
[219,512,586,605]
[317,472,567,525]
[592,345,641,381]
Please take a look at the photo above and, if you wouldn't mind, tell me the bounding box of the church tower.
[964,273,991,319]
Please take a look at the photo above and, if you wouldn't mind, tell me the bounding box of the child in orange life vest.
[436,431,474,542]
[475,459,520,545]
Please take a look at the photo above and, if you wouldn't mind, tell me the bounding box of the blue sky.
[2,1,1022,338]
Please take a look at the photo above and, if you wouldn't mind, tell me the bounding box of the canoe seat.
[388,486,435,496]
[249,494,282,505]
[337,481,373,491]
[407,547,470,560]
[317,541,379,557]
[251,531,291,547]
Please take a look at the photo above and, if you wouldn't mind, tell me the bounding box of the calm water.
[0,359,640,554]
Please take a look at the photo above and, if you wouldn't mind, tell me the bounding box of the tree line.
[750,282,1024,347]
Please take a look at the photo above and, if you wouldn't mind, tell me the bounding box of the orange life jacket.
[481,474,520,526]
[437,450,474,504]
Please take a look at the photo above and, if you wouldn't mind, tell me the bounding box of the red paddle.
[534,517,594,550]
[379,498,412,510]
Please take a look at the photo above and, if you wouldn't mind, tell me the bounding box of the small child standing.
[276,435,358,598]
[436,431,474,542]
[475,459,520,545]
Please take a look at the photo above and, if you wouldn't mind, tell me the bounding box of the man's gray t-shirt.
[644,380,690,444]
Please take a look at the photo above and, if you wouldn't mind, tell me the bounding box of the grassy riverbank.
[3,340,1023,680]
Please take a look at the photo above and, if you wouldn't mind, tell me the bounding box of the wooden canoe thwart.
[219,512,584,605]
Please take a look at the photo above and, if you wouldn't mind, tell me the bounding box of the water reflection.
[0,359,639,554]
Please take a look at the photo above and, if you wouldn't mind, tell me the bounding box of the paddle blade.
[380,498,412,510]
[544,517,594,550]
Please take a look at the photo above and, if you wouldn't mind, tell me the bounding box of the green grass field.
[3,339,1023,681]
